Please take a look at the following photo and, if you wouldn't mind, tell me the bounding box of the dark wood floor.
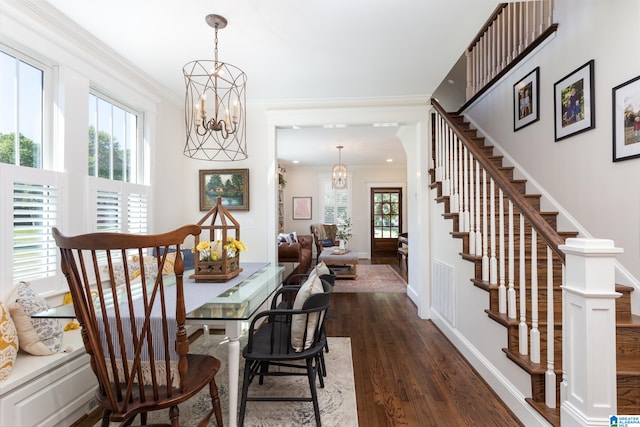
[73,258,522,427]
[326,257,523,426]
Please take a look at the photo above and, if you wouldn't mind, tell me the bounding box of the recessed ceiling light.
[386,158,393,163]
[448,79,455,84]
[293,160,299,164]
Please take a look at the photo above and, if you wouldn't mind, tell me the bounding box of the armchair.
[239,277,332,427]
[310,223,338,261]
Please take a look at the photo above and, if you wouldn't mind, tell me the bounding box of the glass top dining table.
[34,261,295,427]
[35,262,291,322]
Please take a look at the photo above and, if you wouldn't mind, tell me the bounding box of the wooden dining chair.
[53,225,223,427]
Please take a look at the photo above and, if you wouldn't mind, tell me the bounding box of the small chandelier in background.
[183,14,247,161]
[332,145,347,189]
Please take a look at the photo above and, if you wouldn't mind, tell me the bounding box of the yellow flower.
[196,241,211,252]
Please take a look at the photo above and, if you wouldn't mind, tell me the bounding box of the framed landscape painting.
[612,75,640,162]
[554,60,595,141]
[199,168,249,211]
[513,67,540,131]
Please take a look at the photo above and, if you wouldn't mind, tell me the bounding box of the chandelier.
[332,146,347,189]
[183,14,247,161]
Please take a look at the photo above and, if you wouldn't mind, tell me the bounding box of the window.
[13,181,58,283]
[320,175,350,225]
[0,49,44,168]
[88,92,148,245]
[88,92,140,183]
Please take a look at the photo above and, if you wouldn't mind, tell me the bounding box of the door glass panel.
[370,188,402,244]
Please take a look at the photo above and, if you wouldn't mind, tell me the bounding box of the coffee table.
[318,247,358,279]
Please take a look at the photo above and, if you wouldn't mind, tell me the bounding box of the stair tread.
[616,313,640,326]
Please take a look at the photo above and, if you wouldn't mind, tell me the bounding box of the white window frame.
[319,173,352,225]
[88,91,144,184]
[0,44,55,170]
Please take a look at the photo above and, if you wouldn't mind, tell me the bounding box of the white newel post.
[559,238,623,427]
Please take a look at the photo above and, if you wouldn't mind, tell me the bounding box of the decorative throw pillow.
[288,231,298,243]
[315,261,331,277]
[278,233,291,243]
[290,271,324,352]
[8,282,64,356]
[106,257,160,284]
[0,301,19,381]
[320,238,333,247]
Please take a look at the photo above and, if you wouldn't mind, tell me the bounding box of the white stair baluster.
[482,169,489,282]
[498,188,506,313]
[462,146,470,233]
[459,144,467,232]
[530,228,540,364]
[489,178,497,285]
[518,213,528,355]
[507,200,516,319]
[468,156,476,255]
[545,246,556,408]
[475,159,482,256]
[452,134,459,213]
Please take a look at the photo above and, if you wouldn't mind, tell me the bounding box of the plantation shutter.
[13,182,58,282]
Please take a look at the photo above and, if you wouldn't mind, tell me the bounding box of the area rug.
[97,335,358,426]
[333,264,407,293]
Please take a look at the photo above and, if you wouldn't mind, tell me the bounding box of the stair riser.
[617,375,640,414]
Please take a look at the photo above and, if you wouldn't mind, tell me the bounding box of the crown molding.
[2,0,180,106]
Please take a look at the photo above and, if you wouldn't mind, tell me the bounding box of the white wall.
[463,0,640,290]
[280,165,408,258]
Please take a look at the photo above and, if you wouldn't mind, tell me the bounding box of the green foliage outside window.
[0,133,40,168]
[88,125,130,181]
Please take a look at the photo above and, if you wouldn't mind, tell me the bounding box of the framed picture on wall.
[612,74,640,162]
[292,197,312,220]
[199,168,249,211]
[554,60,595,141]
[513,67,540,131]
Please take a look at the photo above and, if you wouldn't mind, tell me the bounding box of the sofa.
[277,234,313,281]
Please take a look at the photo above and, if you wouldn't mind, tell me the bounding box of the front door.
[370,187,402,258]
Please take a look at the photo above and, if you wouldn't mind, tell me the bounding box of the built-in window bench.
[0,329,97,427]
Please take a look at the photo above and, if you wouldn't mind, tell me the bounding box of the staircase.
[430,105,640,426]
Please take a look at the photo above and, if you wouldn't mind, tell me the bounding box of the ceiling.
[38,0,499,167]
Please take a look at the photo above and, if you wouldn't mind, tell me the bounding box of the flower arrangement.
[336,217,352,243]
[193,237,247,262]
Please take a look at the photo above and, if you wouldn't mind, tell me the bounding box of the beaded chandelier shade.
[332,145,347,189]
[183,14,247,161]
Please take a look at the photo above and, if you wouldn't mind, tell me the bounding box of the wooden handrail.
[431,98,565,262]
